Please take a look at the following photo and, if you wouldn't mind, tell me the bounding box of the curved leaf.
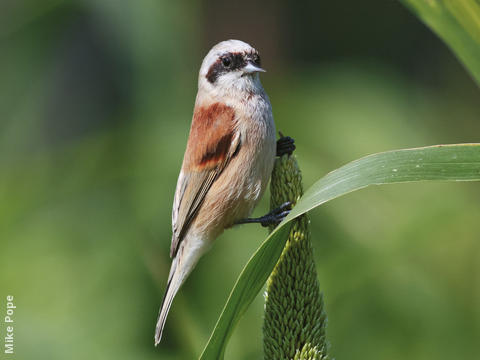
[401,0,480,87]
[200,144,480,359]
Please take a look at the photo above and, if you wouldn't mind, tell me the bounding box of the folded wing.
[170,103,241,257]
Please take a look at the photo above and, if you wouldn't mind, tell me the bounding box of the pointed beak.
[243,61,266,74]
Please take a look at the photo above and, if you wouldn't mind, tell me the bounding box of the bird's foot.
[235,201,292,227]
[276,132,295,157]
[259,201,292,227]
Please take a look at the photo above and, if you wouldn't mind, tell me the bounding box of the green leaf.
[200,144,480,359]
[199,224,291,360]
[400,0,480,87]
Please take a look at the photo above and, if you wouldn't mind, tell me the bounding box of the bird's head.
[198,40,265,97]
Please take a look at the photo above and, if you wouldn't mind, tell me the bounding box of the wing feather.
[170,103,240,257]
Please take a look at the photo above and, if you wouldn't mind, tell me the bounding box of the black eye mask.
[206,52,250,84]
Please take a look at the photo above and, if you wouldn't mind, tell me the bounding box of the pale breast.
[239,96,276,206]
[194,93,276,239]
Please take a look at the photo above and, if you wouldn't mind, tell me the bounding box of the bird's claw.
[276,132,295,157]
[260,201,292,227]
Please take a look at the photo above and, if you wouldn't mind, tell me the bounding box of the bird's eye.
[253,54,261,65]
[221,57,232,67]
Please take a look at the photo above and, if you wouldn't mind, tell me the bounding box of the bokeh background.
[1,1,479,359]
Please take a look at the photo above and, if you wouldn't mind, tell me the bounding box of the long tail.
[154,236,208,346]
[154,256,180,346]
[155,236,209,346]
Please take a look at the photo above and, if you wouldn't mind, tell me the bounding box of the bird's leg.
[235,202,292,227]
[276,132,295,157]
[237,133,294,228]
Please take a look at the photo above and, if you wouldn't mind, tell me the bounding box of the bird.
[154,39,295,346]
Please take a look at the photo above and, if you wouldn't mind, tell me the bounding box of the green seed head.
[263,154,329,360]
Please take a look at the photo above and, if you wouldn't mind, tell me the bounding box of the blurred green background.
[1,1,479,359]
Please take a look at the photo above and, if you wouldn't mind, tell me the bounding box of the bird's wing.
[170,103,241,257]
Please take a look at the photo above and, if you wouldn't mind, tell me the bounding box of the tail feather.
[154,236,207,346]
[154,282,176,345]
[154,257,179,346]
